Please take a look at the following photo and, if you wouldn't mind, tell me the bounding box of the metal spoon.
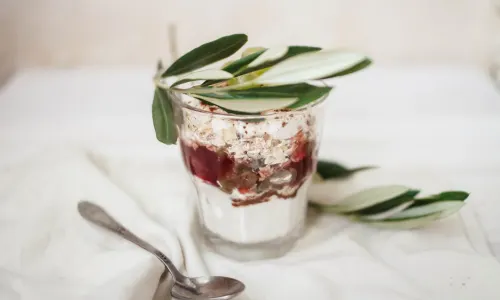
[77,201,245,300]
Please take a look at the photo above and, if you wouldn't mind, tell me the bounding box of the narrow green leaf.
[225,68,270,86]
[163,33,248,77]
[418,191,469,201]
[224,50,266,73]
[171,69,233,87]
[192,83,329,100]
[255,50,367,85]
[316,161,350,179]
[436,191,469,201]
[358,199,465,229]
[202,46,321,87]
[387,201,465,220]
[286,46,322,56]
[201,50,266,86]
[191,96,251,115]
[309,202,340,213]
[355,189,420,215]
[248,47,288,68]
[320,58,372,79]
[316,160,377,179]
[317,185,412,213]
[357,201,415,221]
[234,46,321,77]
[152,88,178,144]
[287,85,332,108]
[241,47,267,58]
[193,94,297,113]
[359,212,445,229]
[411,191,469,207]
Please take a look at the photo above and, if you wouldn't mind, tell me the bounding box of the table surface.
[1,64,499,259]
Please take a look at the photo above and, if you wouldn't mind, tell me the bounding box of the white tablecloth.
[1,65,500,299]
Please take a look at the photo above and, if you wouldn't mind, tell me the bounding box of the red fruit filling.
[180,135,315,206]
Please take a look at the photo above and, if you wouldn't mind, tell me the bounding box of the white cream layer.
[194,177,311,244]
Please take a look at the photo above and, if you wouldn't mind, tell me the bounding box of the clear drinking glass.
[171,92,325,260]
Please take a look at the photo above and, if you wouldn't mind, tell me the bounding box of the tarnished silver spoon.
[78,201,245,300]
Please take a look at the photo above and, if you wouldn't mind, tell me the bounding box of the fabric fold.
[0,147,181,300]
[2,145,500,300]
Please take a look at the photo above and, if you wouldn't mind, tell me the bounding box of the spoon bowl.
[77,201,245,300]
[172,276,245,300]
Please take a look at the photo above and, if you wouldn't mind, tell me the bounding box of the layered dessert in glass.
[172,92,325,260]
[151,33,369,260]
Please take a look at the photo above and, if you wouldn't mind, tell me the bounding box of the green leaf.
[152,88,178,144]
[356,201,415,221]
[320,58,372,79]
[316,160,377,179]
[192,83,329,100]
[162,33,248,77]
[192,94,297,113]
[286,46,322,56]
[200,50,266,86]
[255,50,367,85]
[225,68,271,86]
[247,46,289,68]
[171,69,233,87]
[355,189,420,215]
[358,212,445,229]
[201,46,321,87]
[411,191,469,207]
[287,84,332,109]
[241,47,267,57]
[361,202,464,229]
[190,83,331,112]
[222,50,266,74]
[435,191,469,201]
[387,201,465,220]
[313,185,412,213]
[418,191,469,201]
[235,46,321,77]
[189,96,248,115]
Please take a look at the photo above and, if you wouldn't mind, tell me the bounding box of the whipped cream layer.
[196,177,311,244]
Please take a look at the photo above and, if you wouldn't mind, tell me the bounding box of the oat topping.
[180,97,316,166]
[179,96,317,206]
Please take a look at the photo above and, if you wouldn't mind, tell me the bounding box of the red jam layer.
[180,137,315,207]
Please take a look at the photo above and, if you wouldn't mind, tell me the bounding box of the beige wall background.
[0,0,497,78]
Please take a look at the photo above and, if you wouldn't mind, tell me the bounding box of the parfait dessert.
[174,93,323,259]
[152,33,370,259]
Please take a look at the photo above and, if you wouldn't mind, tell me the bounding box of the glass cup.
[171,92,326,260]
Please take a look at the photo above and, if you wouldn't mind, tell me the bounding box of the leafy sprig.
[152,33,372,145]
[310,160,470,229]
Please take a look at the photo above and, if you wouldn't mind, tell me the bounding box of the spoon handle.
[77,201,186,282]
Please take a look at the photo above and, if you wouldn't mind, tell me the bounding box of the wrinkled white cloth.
[1,66,500,300]
[0,144,499,300]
